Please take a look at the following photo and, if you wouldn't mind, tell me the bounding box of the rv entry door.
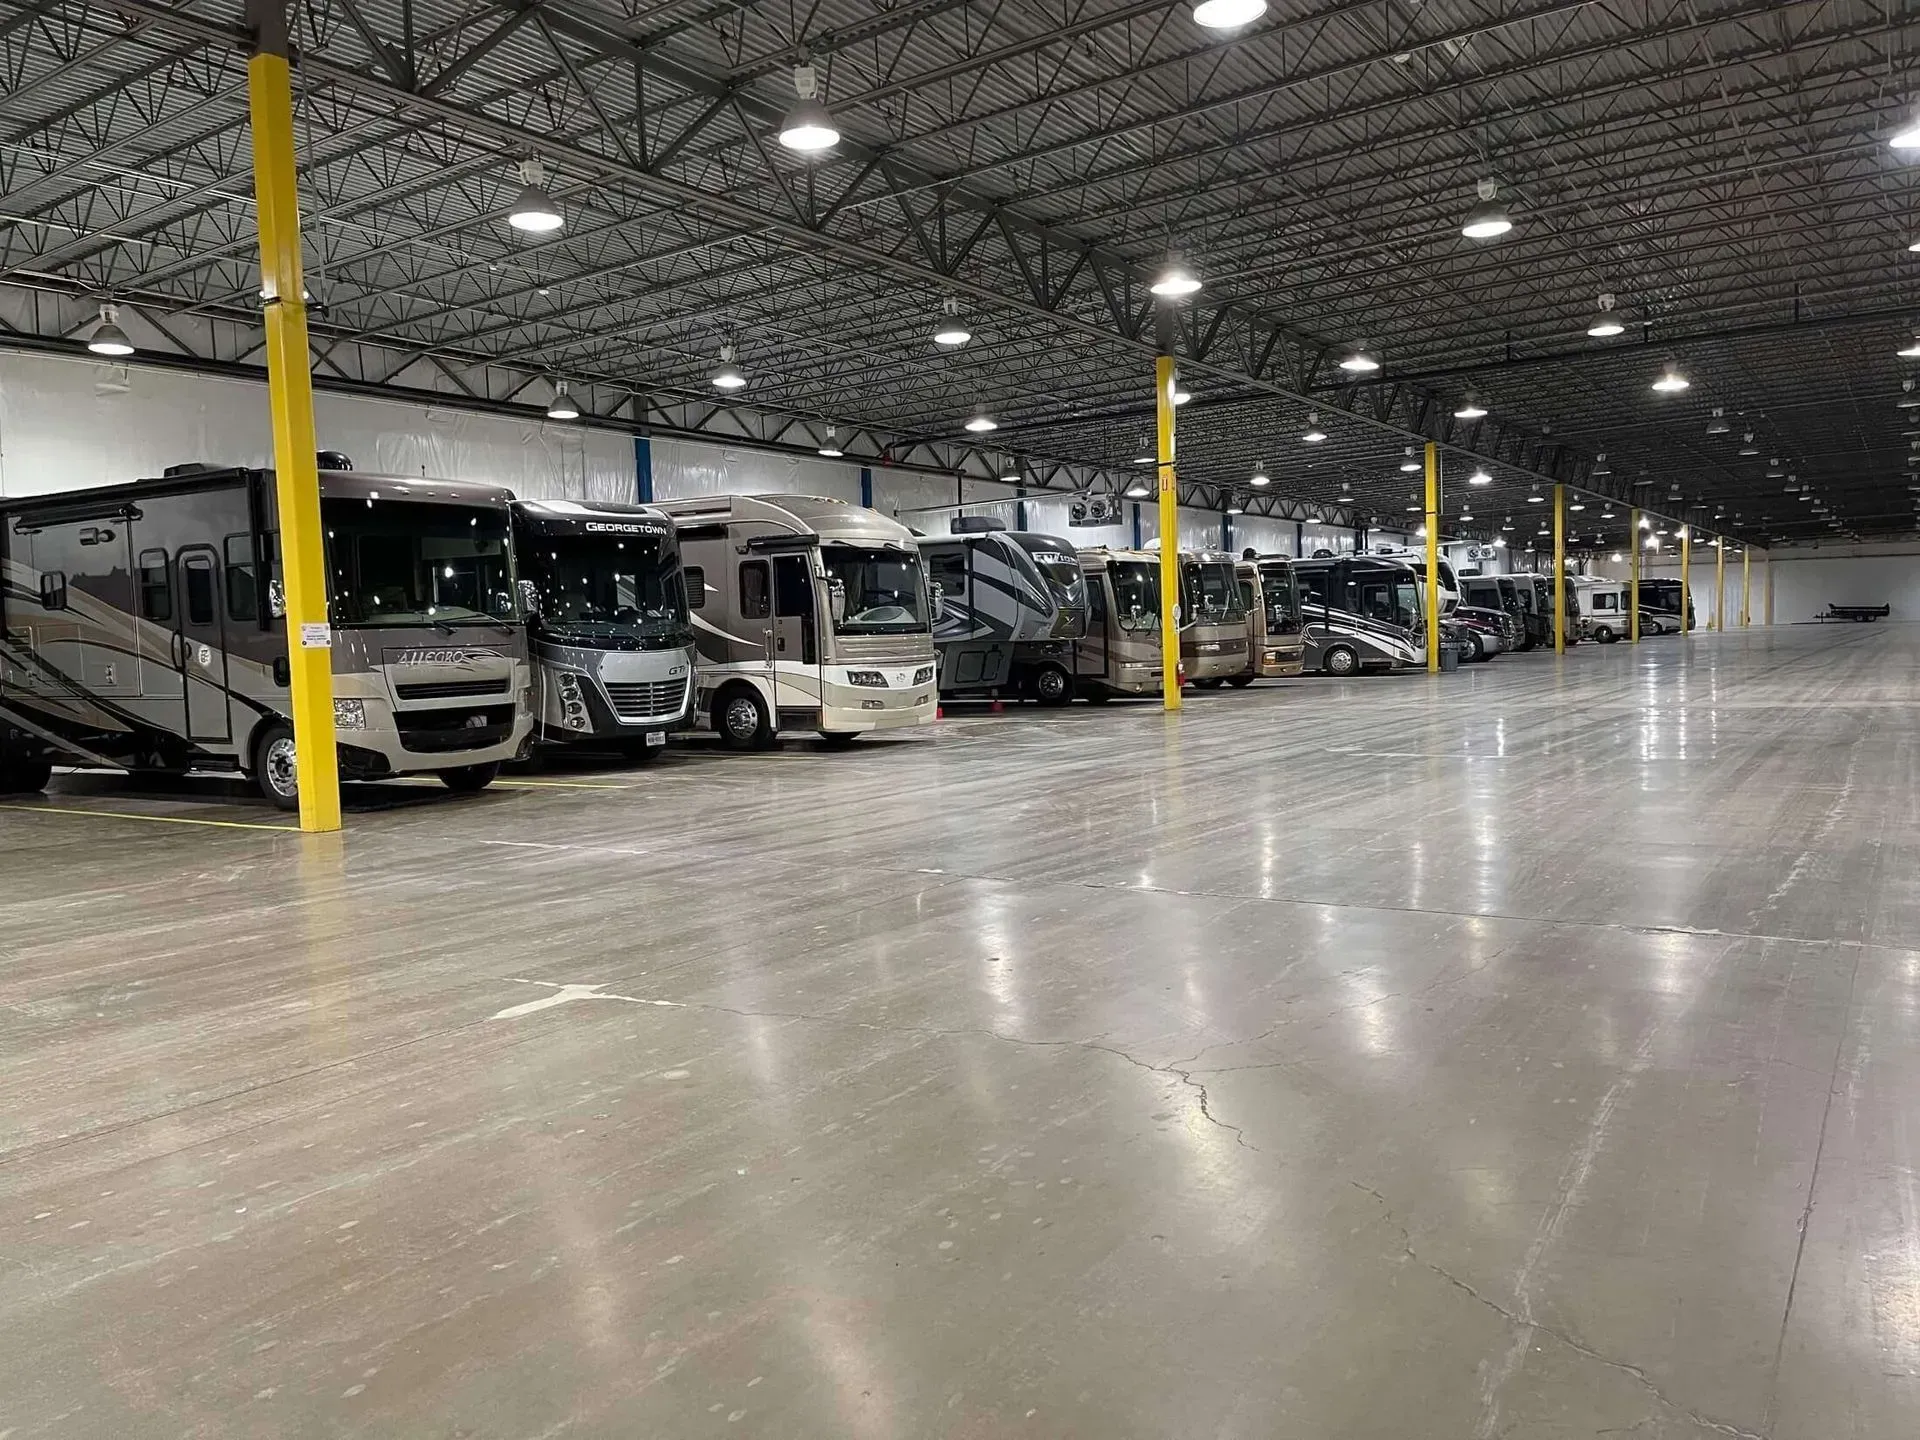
[771,555,818,721]
[173,546,232,743]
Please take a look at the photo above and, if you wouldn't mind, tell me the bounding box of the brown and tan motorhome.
[0,461,533,806]
[652,494,936,747]
[1234,556,1306,682]
[1180,550,1250,686]
[1072,547,1167,698]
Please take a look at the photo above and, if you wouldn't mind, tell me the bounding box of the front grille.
[603,678,688,723]
[394,678,510,700]
[397,703,515,754]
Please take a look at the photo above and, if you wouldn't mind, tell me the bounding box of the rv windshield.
[820,545,927,635]
[323,498,516,628]
[522,532,690,650]
[1258,564,1301,634]
[1109,560,1159,632]
[1182,560,1246,624]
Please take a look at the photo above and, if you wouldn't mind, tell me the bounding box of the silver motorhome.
[0,462,532,806]
[1292,554,1426,675]
[654,494,937,747]
[919,520,1089,704]
[511,499,695,759]
[1073,547,1166,698]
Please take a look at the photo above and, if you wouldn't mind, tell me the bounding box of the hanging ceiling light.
[1526,484,1545,503]
[1738,433,1759,457]
[1150,251,1203,298]
[778,62,840,152]
[998,456,1022,482]
[1501,515,1515,531]
[1125,478,1151,499]
[1454,393,1488,420]
[932,297,971,347]
[817,425,844,458]
[1705,408,1730,436]
[1901,380,1920,410]
[1459,505,1474,521]
[964,410,999,433]
[1468,467,1493,485]
[1651,357,1690,393]
[1569,498,1586,512]
[545,379,580,420]
[1250,461,1270,487]
[1639,515,1652,529]
[1170,373,1193,405]
[86,301,134,356]
[1338,341,1381,374]
[1399,447,1420,473]
[1587,292,1626,338]
[1191,0,1266,29]
[1899,332,1920,360]
[1226,500,1245,515]
[506,158,564,233]
[1302,411,1327,443]
[1461,179,1514,240]
[1405,499,1421,513]
[1892,109,1920,151]
[1591,452,1612,477]
[710,342,747,390]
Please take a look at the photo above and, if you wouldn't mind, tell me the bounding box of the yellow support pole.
[1155,354,1181,713]
[248,0,339,832]
[1715,534,1725,632]
[1424,443,1440,674]
[1681,525,1692,638]
[1630,507,1641,643]
[1742,546,1751,627]
[1553,482,1566,654]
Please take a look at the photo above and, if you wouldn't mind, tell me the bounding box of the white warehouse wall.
[0,350,634,502]
[0,349,1364,560]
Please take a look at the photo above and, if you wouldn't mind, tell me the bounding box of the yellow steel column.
[1424,443,1440,674]
[1553,482,1566,654]
[1721,540,1732,629]
[249,0,339,832]
[1681,526,1692,637]
[1155,354,1181,712]
[1742,546,1751,627]
[1630,507,1641,643]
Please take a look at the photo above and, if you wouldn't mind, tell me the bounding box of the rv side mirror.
[267,577,286,619]
[517,579,541,619]
[928,580,945,621]
[829,576,847,625]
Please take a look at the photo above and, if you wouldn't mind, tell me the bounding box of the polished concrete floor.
[3,625,1917,1438]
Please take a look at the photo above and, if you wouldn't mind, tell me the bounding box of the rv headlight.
[912,665,935,686]
[846,669,888,688]
[333,698,367,730]
[557,671,583,696]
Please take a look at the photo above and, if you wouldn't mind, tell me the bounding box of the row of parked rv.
[0,462,1697,808]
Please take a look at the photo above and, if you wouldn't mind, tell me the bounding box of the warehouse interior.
[3,1,1919,1436]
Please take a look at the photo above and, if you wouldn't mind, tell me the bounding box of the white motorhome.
[653,494,937,747]
[1574,577,1631,643]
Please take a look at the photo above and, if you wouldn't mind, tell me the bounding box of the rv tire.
[1030,663,1074,706]
[1226,673,1255,688]
[250,720,300,810]
[439,762,501,793]
[1461,632,1484,663]
[1593,626,1617,644]
[1322,644,1359,677]
[0,758,53,794]
[715,686,772,750]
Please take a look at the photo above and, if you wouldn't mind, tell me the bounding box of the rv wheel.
[0,758,52,794]
[1461,632,1484,663]
[1226,673,1256,688]
[1593,626,1617,644]
[1031,664,1074,707]
[1322,644,1359,677]
[439,762,501,793]
[251,721,299,811]
[715,686,771,750]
